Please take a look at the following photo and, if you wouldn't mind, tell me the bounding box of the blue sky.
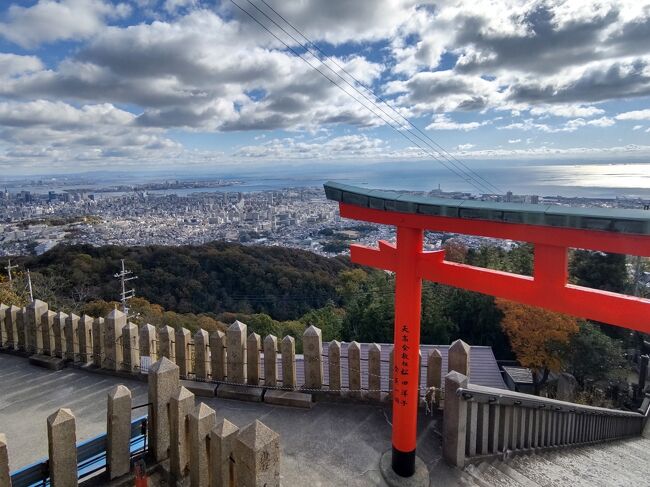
[1,0,650,176]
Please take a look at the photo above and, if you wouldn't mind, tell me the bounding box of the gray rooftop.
[324,181,650,235]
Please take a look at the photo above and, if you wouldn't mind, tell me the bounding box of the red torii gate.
[324,182,650,480]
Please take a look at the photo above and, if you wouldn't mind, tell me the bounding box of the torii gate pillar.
[390,226,424,476]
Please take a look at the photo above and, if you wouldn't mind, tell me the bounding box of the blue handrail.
[10,416,147,487]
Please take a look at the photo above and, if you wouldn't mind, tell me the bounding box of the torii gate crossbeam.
[324,182,650,480]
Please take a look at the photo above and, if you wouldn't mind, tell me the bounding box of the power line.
[229,0,496,195]
[254,0,503,195]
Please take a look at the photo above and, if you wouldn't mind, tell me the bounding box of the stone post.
[227,321,247,384]
[5,305,19,351]
[0,433,10,487]
[443,371,469,467]
[53,311,68,358]
[139,323,157,361]
[448,339,470,377]
[427,349,443,405]
[210,330,227,381]
[234,420,280,487]
[211,418,239,487]
[263,335,278,387]
[189,403,216,487]
[0,303,7,349]
[107,385,132,480]
[281,335,296,389]
[148,357,181,462]
[159,325,175,362]
[105,309,126,371]
[65,313,80,361]
[47,408,77,487]
[16,308,26,351]
[348,341,362,399]
[328,340,342,394]
[41,310,56,356]
[122,322,140,373]
[92,317,104,367]
[170,386,195,480]
[77,315,93,364]
[368,343,382,401]
[175,327,192,378]
[26,299,47,354]
[303,325,323,390]
[194,328,210,381]
[247,332,261,386]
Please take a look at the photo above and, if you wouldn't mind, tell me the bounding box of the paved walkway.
[0,353,467,486]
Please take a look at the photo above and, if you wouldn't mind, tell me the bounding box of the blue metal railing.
[10,416,147,487]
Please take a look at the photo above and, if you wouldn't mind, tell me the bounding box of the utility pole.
[27,269,34,302]
[5,259,18,282]
[114,259,137,317]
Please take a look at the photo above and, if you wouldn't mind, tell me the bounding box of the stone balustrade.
[442,371,649,468]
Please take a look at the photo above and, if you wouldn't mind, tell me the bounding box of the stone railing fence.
[1,356,281,487]
[442,371,650,468]
[0,299,475,403]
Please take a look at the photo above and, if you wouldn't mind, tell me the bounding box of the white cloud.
[508,139,521,144]
[0,53,43,77]
[457,143,474,150]
[616,109,650,121]
[633,125,643,130]
[529,104,605,118]
[0,0,131,48]
[426,114,488,131]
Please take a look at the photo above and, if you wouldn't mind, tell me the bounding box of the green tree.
[562,322,626,386]
[299,303,345,341]
[570,250,628,293]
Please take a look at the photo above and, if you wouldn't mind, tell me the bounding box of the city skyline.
[1,1,650,177]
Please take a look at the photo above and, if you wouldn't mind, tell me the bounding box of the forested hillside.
[17,242,354,320]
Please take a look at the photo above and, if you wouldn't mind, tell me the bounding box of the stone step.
[263,389,313,408]
[216,384,264,402]
[28,354,65,371]
[180,380,217,397]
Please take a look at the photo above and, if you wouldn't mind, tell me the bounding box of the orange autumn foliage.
[496,298,579,372]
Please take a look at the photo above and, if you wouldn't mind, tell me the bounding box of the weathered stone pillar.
[77,315,93,364]
[443,371,468,467]
[234,420,280,487]
[148,357,181,462]
[159,325,175,362]
[263,335,278,387]
[189,403,216,487]
[448,339,470,377]
[0,303,7,349]
[328,340,342,394]
[247,332,261,386]
[41,310,56,356]
[105,309,126,371]
[107,385,132,480]
[16,308,26,351]
[281,335,296,389]
[210,330,227,381]
[122,322,140,373]
[368,343,382,401]
[175,327,191,378]
[26,299,47,354]
[427,348,443,405]
[65,313,80,361]
[139,323,157,361]
[53,311,68,358]
[5,305,19,351]
[211,418,239,487]
[303,325,323,390]
[170,386,194,480]
[0,433,10,487]
[92,317,104,367]
[47,408,77,487]
[194,328,210,381]
[227,321,247,384]
[348,341,362,399]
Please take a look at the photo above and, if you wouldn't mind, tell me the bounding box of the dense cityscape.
[1,177,649,257]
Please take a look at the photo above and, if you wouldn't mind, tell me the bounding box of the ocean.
[2,161,649,199]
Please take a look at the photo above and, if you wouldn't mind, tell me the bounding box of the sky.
[1,0,650,177]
